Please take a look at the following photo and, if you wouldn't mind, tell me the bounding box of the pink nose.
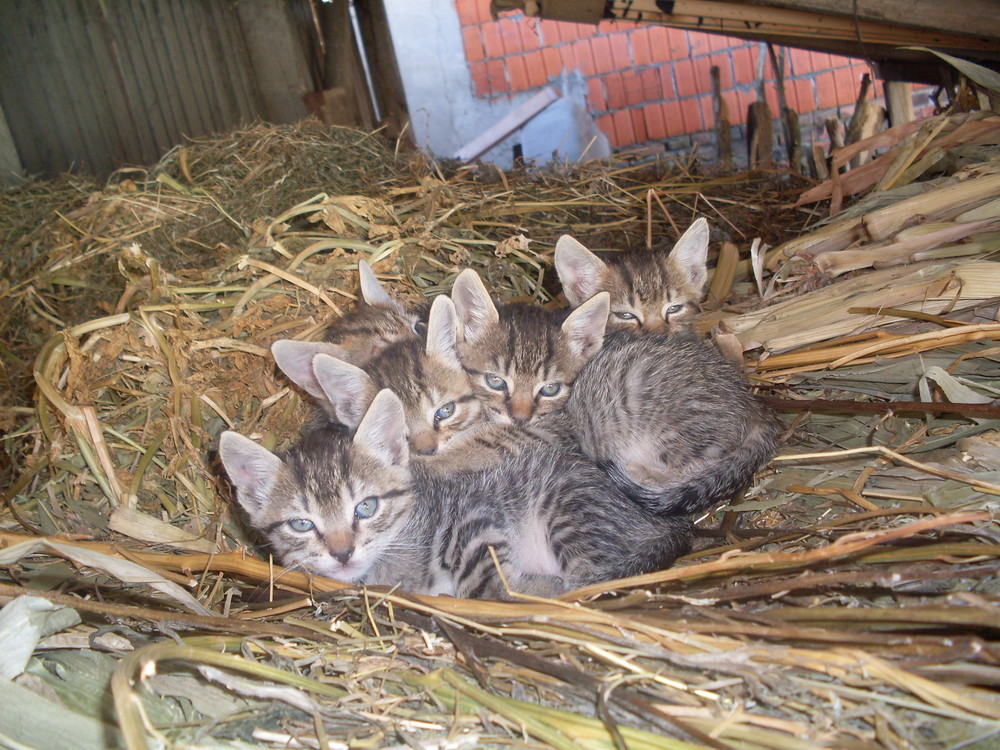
[410,431,438,455]
[507,394,534,423]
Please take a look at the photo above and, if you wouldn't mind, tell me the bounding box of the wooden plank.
[885,81,915,128]
[454,87,561,162]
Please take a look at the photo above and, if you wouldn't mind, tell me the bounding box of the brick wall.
[456,0,935,163]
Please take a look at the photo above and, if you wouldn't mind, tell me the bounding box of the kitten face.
[271,260,427,423]
[313,296,486,455]
[328,259,428,362]
[451,269,609,425]
[219,391,414,582]
[555,218,710,335]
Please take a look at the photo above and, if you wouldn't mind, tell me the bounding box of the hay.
[1,117,999,750]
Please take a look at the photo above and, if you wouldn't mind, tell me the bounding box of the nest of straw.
[2,118,999,750]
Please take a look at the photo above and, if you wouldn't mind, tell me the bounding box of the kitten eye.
[665,303,684,315]
[434,401,456,422]
[484,374,507,390]
[412,320,427,335]
[613,311,638,321]
[354,496,379,519]
[287,518,315,533]
[538,383,562,397]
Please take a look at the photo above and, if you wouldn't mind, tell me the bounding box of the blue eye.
[484,374,507,390]
[434,402,456,422]
[539,383,561,397]
[354,496,378,519]
[412,320,427,335]
[287,518,314,533]
[614,311,637,320]
[665,303,684,315]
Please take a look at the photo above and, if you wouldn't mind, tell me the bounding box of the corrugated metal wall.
[0,0,273,177]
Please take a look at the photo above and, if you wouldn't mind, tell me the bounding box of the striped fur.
[220,390,691,598]
[565,331,782,516]
[555,218,710,335]
[451,269,609,425]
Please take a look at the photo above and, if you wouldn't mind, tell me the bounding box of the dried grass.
[1,118,998,750]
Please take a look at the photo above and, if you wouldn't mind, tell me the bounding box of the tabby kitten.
[220,389,692,599]
[309,295,487,456]
[565,330,782,516]
[450,268,609,425]
[554,218,710,335]
[271,259,428,421]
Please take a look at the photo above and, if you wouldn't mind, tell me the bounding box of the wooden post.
[885,80,915,128]
[711,65,733,170]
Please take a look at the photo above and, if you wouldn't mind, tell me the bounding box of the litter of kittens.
[1,115,999,749]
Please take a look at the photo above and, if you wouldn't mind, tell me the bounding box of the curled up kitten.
[554,218,710,335]
[219,389,692,599]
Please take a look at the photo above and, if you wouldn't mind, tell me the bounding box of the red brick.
[815,70,838,109]
[663,100,685,136]
[596,113,618,147]
[520,19,541,52]
[470,61,489,97]
[722,89,744,125]
[688,30,710,57]
[455,0,479,27]
[481,23,504,59]
[537,19,557,45]
[590,35,613,74]
[736,89,756,120]
[810,51,834,71]
[835,65,863,105]
[644,103,668,140]
[632,28,654,66]
[588,76,607,111]
[523,50,548,88]
[671,29,691,56]
[707,53,733,90]
[613,109,636,145]
[556,21,584,43]
[597,19,625,35]
[462,26,485,64]
[621,70,645,107]
[497,17,524,55]
[699,95,713,130]
[640,67,662,101]
[658,64,676,99]
[507,55,529,92]
[679,97,703,132]
[674,58,698,97]
[542,46,564,78]
[609,32,631,68]
[632,108,649,142]
[789,48,812,76]
[732,46,755,85]
[647,26,671,59]
[486,59,508,96]
[475,0,492,24]
[605,73,625,109]
[788,78,814,112]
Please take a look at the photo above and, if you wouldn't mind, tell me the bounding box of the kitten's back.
[566,331,781,515]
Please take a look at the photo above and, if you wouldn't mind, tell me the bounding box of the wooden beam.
[453,87,561,162]
[885,81,915,128]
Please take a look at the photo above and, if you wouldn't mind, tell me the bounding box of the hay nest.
[2,116,999,750]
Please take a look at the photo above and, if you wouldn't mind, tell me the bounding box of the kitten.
[309,295,487,456]
[565,330,782,516]
[271,259,428,421]
[554,218,710,335]
[450,268,609,425]
[219,389,692,599]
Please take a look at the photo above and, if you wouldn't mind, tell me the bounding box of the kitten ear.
[562,291,609,362]
[426,295,461,365]
[666,218,710,297]
[272,340,352,400]
[358,259,404,310]
[354,389,409,467]
[451,269,499,343]
[312,354,378,430]
[554,235,609,308]
[219,431,283,515]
